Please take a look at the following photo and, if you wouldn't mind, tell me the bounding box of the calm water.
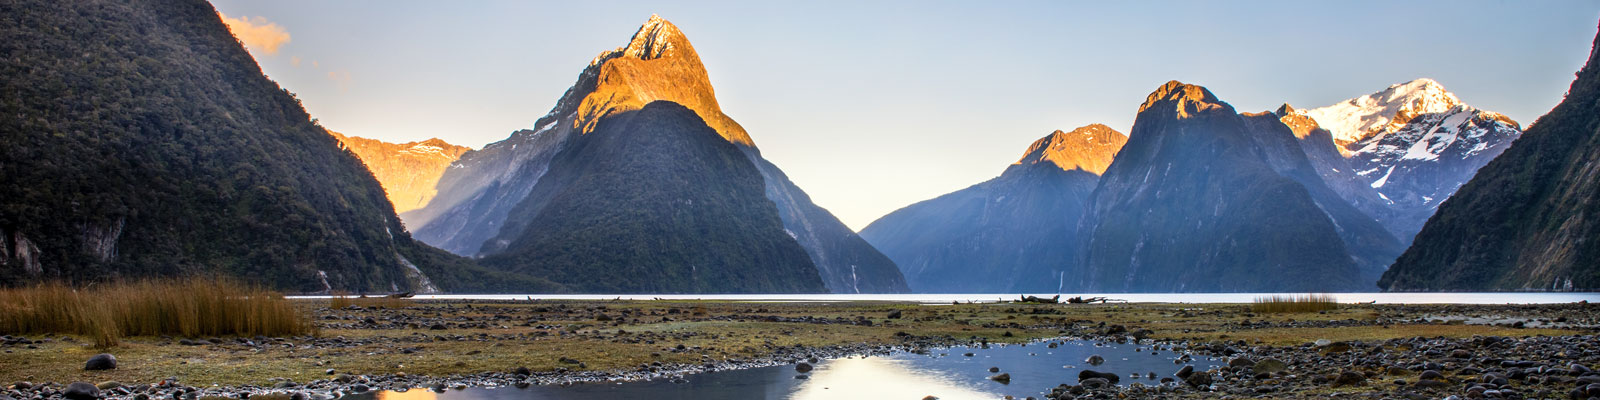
[308,292,1600,304]
[345,340,1221,400]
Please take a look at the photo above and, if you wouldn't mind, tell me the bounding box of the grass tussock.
[0,277,313,347]
[328,293,411,309]
[1252,294,1339,313]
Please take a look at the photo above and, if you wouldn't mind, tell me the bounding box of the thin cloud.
[328,69,352,92]
[219,13,290,55]
[291,56,302,67]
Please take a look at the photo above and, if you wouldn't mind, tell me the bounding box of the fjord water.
[373,293,1600,304]
[348,340,1224,400]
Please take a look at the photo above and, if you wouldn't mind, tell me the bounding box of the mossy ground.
[0,300,1586,387]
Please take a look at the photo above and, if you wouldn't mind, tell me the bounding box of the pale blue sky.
[210,0,1600,230]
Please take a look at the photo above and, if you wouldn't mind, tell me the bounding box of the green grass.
[0,278,314,347]
[1252,294,1339,313]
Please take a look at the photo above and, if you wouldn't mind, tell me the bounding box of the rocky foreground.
[1,300,1597,400]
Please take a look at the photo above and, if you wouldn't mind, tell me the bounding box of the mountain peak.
[1302,78,1463,147]
[1137,81,1230,119]
[621,14,685,61]
[568,15,753,146]
[1272,104,1325,140]
[1275,103,1303,117]
[1014,124,1127,175]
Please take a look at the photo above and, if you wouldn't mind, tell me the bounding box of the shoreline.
[3,299,1597,399]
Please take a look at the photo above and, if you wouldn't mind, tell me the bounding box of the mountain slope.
[0,0,556,293]
[861,125,1126,293]
[329,132,470,214]
[477,102,825,293]
[1238,112,1404,284]
[405,15,907,293]
[1379,27,1600,291]
[1301,80,1522,242]
[1075,81,1364,292]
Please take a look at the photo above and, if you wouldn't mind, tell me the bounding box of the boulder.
[1079,369,1120,384]
[84,354,117,371]
[64,382,100,400]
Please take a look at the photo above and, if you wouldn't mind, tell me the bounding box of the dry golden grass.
[1253,293,1339,313]
[0,278,313,347]
[328,293,412,309]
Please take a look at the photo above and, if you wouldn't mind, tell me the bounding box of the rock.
[1332,371,1366,387]
[429,324,447,330]
[1184,372,1212,388]
[988,366,1000,373]
[84,354,117,370]
[95,381,121,390]
[921,396,938,400]
[1418,370,1445,381]
[1130,329,1153,341]
[886,310,903,319]
[1086,354,1105,365]
[1414,379,1451,388]
[514,366,531,376]
[249,394,293,400]
[1228,357,1255,368]
[1386,366,1411,376]
[1080,377,1111,390]
[350,384,369,393]
[1450,349,1472,358]
[1254,358,1287,374]
[988,373,1010,384]
[1079,369,1120,384]
[1105,325,1127,335]
[64,382,100,400]
[1176,365,1195,379]
[1318,342,1352,354]
[795,363,813,373]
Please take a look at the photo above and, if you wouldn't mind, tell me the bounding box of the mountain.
[403,15,907,293]
[0,0,560,293]
[1379,27,1600,291]
[1300,79,1522,242]
[477,102,825,293]
[1237,112,1404,284]
[1074,81,1365,292]
[860,125,1126,293]
[328,132,471,214]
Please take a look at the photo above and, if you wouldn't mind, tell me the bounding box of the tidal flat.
[2,299,1597,399]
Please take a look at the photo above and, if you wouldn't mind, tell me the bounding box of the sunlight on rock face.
[790,358,997,400]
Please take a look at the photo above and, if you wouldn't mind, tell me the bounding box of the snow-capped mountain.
[1298,79,1522,243]
[1303,79,1464,151]
[329,132,471,214]
[1382,27,1600,291]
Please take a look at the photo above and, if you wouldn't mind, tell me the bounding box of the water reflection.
[346,339,1221,400]
[376,391,437,400]
[790,357,996,400]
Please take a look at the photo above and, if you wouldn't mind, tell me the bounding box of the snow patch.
[1371,166,1396,188]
